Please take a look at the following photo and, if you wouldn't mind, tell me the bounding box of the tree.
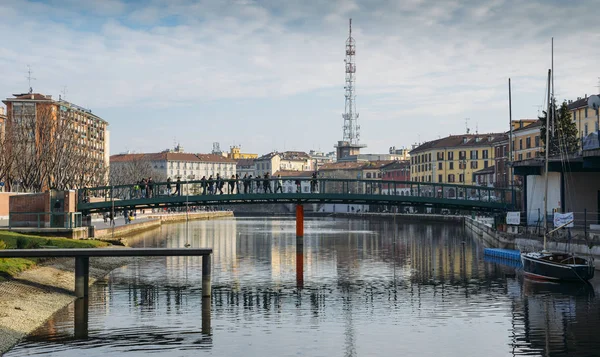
[540,100,579,156]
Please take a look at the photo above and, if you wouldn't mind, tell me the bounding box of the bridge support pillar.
[296,204,304,288]
[75,256,89,298]
[202,255,211,298]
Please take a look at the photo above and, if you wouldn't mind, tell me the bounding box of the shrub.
[27,240,41,249]
[0,240,6,250]
[16,237,27,249]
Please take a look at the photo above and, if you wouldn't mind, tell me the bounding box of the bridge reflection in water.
[7,218,600,357]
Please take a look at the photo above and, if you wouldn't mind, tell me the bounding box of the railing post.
[202,254,212,298]
[75,256,89,298]
[296,204,304,239]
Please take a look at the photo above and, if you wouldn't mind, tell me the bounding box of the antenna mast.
[342,18,360,144]
[26,65,36,93]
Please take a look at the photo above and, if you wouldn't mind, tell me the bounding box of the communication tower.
[335,18,366,161]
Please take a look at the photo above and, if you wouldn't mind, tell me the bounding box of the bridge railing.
[78,178,514,207]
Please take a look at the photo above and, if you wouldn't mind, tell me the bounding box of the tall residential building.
[512,120,542,161]
[568,94,600,141]
[410,133,507,185]
[227,145,258,160]
[2,92,109,189]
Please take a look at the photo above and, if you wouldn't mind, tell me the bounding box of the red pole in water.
[296,204,304,238]
[296,204,304,288]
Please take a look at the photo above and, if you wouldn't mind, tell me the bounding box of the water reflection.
[5,217,600,357]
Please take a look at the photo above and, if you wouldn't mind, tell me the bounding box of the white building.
[110,152,237,183]
[254,151,314,176]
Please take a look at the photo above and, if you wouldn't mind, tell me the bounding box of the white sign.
[506,211,520,225]
[553,212,574,228]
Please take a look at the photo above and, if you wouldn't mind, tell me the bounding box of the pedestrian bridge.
[77,178,514,214]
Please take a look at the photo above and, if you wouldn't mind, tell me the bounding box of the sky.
[1,0,599,156]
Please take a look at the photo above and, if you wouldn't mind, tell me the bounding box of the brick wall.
[9,193,50,227]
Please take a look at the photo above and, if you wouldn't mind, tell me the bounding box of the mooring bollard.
[75,256,89,298]
[202,255,211,298]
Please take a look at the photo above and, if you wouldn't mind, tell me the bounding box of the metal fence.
[9,212,83,229]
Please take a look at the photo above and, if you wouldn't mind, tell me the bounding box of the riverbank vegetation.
[0,231,109,279]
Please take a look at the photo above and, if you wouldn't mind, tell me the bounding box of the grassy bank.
[0,231,109,279]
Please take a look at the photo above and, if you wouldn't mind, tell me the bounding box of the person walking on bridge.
[275,174,283,193]
[166,177,172,196]
[263,172,273,193]
[216,174,224,195]
[229,175,236,194]
[208,175,214,195]
[147,177,154,198]
[174,177,181,196]
[201,176,207,195]
[243,174,249,194]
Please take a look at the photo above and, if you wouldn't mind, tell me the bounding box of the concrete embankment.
[0,249,143,354]
[93,211,233,239]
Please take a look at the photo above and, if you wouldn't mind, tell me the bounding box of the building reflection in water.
[15,217,600,357]
[507,277,598,356]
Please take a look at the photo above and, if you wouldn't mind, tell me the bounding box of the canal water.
[5,217,600,357]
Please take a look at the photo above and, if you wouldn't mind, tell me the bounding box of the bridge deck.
[77,177,515,213]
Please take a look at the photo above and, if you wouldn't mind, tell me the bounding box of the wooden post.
[74,297,89,339]
[202,255,211,298]
[75,256,89,298]
[202,296,211,335]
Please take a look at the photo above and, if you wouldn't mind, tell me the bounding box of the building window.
[437,152,444,160]
[438,162,442,170]
[438,174,442,182]
[526,152,531,158]
[459,174,464,183]
[449,162,454,170]
[366,173,372,178]
[448,152,454,160]
[459,151,466,159]
[518,154,523,160]
[484,160,488,168]
[428,153,431,162]
[574,111,577,120]
[470,161,478,169]
[585,123,588,136]
[526,137,531,148]
[470,150,478,159]
[535,136,540,147]
[459,161,466,170]
[428,163,432,171]
[519,139,523,150]
[482,150,488,159]
[428,175,432,182]
[448,174,455,183]
[585,107,588,118]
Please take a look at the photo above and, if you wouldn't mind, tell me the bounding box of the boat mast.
[543,66,551,251]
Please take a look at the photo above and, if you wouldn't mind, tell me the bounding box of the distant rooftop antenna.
[26,65,36,94]
[212,142,221,154]
[475,122,479,134]
[60,86,67,101]
[465,118,470,134]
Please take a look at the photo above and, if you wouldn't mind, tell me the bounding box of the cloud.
[0,0,599,155]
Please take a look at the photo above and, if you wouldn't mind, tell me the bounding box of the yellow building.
[227,145,257,160]
[410,133,507,185]
[567,94,600,141]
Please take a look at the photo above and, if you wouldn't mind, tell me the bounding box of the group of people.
[157,172,319,196]
[134,177,155,198]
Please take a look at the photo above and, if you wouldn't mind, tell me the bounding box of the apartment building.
[512,120,542,161]
[254,151,314,176]
[3,92,109,189]
[409,133,507,185]
[568,94,600,140]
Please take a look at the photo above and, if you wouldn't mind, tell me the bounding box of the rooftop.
[410,133,508,154]
[110,152,236,163]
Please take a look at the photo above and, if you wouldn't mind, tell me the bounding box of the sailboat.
[520,41,595,282]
